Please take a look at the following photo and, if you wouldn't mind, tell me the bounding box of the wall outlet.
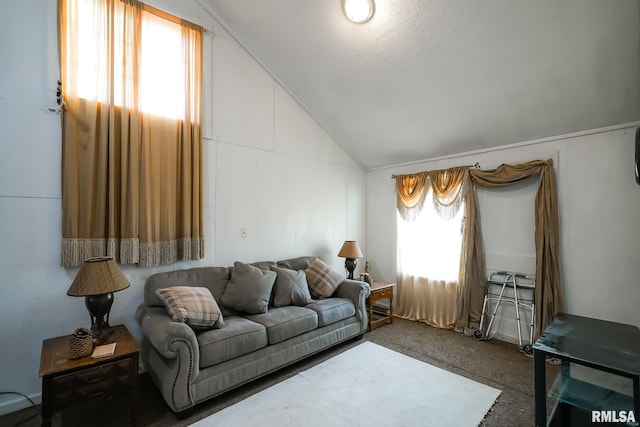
[240,227,248,238]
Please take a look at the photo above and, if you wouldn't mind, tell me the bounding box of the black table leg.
[534,348,547,427]
[634,376,639,426]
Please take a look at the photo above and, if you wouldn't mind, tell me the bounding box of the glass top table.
[533,313,640,426]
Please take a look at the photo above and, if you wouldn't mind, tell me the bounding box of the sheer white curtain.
[395,177,465,328]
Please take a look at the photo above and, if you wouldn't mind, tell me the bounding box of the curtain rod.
[390,163,481,179]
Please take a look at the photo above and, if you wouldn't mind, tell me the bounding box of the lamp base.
[92,329,114,345]
[85,293,114,344]
[344,258,357,280]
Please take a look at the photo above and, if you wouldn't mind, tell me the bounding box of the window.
[394,161,562,336]
[65,0,192,120]
[59,0,204,268]
[394,168,467,328]
[397,190,464,282]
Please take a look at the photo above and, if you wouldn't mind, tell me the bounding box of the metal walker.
[473,271,535,355]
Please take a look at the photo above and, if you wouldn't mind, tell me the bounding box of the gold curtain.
[395,168,467,220]
[396,172,429,221]
[395,167,469,328]
[465,160,563,338]
[59,0,204,267]
[455,172,485,332]
[430,166,467,219]
[395,160,562,339]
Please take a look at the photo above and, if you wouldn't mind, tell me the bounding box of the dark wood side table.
[367,281,396,331]
[39,324,140,427]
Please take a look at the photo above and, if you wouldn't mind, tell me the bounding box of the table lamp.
[338,241,363,279]
[67,257,130,343]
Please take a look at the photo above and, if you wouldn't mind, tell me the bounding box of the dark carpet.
[2,318,558,426]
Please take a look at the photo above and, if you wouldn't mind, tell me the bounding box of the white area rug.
[190,341,501,427]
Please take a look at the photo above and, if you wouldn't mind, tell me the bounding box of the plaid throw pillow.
[156,286,224,329]
[305,258,344,298]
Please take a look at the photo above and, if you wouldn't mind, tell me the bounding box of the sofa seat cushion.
[305,298,355,327]
[245,307,318,345]
[197,316,267,368]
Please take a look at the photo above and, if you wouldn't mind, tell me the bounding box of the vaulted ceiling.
[202,0,640,169]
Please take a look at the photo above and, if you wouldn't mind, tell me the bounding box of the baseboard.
[480,303,534,346]
[489,332,522,346]
[0,392,41,416]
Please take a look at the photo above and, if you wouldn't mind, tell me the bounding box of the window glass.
[71,0,185,119]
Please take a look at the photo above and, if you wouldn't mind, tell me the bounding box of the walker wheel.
[473,329,485,341]
[522,344,533,355]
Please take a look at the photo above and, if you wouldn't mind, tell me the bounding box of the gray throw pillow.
[221,261,277,314]
[272,267,313,307]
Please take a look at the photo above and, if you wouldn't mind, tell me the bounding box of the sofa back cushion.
[276,256,315,271]
[145,267,230,308]
[251,260,278,271]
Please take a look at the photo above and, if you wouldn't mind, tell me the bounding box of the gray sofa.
[136,256,370,414]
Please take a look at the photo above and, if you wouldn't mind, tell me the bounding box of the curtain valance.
[395,166,468,221]
[395,172,429,221]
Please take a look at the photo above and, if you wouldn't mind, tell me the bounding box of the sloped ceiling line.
[197,0,362,168]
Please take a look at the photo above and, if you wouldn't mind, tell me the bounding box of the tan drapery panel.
[455,172,486,332]
[464,160,563,338]
[59,0,204,267]
[395,167,469,328]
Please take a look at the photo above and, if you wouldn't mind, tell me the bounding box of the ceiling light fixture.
[343,0,375,24]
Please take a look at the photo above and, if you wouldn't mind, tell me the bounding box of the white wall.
[0,0,365,415]
[366,125,640,344]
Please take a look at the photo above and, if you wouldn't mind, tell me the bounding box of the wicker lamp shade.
[67,257,129,296]
[67,257,129,343]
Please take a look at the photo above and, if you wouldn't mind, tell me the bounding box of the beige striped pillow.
[156,286,224,329]
[305,258,344,298]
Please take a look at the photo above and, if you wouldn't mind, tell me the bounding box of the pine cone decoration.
[68,327,93,359]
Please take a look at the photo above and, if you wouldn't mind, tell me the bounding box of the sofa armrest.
[136,305,200,368]
[136,305,201,412]
[336,279,370,332]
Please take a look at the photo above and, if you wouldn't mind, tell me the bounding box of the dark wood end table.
[367,281,396,331]
[39,324,140,427]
